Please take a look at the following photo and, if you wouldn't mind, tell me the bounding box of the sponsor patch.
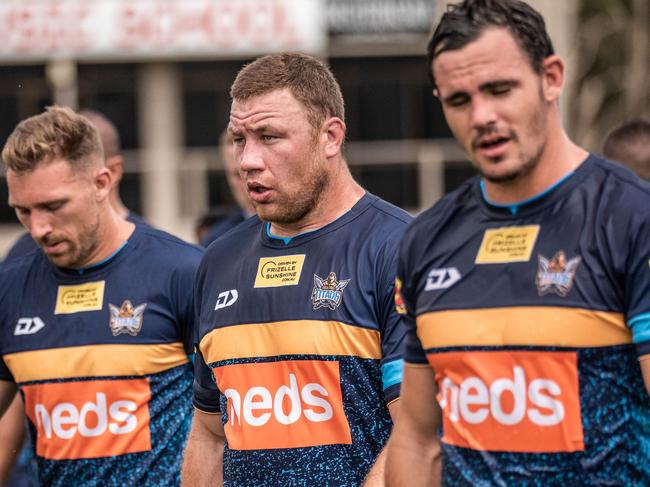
[394,277,407,315]
[22,378,151,460]
[428,350,583,453]
[214,360,351,450]
[55,281,105,314]
[254,255,306,288]
[109,300,147,336]
[475,226,540,264]
[536,251,581,297]
[312,272,350,310]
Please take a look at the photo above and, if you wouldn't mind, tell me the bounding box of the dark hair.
[2,105,103,174]
[603,119,650,181]
[230,52,345,130]
[427,0,554,88]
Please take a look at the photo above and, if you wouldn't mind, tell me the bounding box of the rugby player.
[603,119,650,181]
[0,106,202,486]
[385,0,650,485]
[183,53,411,486]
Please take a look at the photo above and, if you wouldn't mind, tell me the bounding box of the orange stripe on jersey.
[4,342,189,383]
[200,321,381,363]
[214,360,352,450]
[417,307,629,348]
[22,378,152,460]
[429,350,584,453]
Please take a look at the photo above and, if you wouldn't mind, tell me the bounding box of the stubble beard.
[257,163,330,224]
[44,215,102,269]
[479,92,549,185]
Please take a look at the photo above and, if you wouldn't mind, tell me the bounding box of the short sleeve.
[0,358,15,383]
[376,233,408,403]
[170,247,204,354]
[624,210,650,359]
[192,347,221,413]
[396,234,428,366]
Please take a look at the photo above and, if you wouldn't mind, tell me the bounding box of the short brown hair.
[2,105,104,174]
[603,119,650,181]
[230,53,345,130]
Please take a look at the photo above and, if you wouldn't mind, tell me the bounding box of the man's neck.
[77,209,135,269]
[269,168,365,238]
[482,129,589,205]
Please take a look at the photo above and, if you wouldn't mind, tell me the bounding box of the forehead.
[432,28,534,94]
[229,88,308,131]
[7,159,86,205]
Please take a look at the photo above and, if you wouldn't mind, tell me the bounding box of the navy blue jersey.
[193,193,411,486]
[0,225,203,486]
[3,212,149,263]
[397,155,650,485]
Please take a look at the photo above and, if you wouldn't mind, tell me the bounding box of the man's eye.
[262,135,277,142]
[447,96,469,107]
[491,86,511,96]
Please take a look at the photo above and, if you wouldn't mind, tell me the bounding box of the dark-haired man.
[183,53,411,486]
[386,0,650,485]
[0,106,202,486]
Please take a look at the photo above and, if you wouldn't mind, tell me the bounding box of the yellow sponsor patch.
[55,281,105,314]
[475,225,540,264]
[254,255,306,288]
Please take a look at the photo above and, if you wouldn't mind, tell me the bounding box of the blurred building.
[0,0,577,250]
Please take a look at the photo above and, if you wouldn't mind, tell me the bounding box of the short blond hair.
[2,106,103,174]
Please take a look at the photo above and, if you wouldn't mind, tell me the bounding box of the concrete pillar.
[136,63,187,238]
[46,59,78,110]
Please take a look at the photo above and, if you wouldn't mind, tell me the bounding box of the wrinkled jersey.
[193,193,411,486]
[398,155,650,486]
[0,225,202,486]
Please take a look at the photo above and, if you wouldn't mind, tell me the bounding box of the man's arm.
[640,358,650,396]
[0,381,20,485]
[182,409,225,486]
[385,364,441,487]
[362,400,400,486]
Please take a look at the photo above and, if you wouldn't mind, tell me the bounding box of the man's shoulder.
[135,225,204,263]
[406,177,478,239]
[203,216,261,256]
[3,232,38,262]
[591,154,650,199]
[365,195,413,227]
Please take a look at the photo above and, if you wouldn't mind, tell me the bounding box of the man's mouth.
[475,135,511,157]
[247,182,272,202]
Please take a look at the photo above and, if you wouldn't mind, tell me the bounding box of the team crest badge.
[312,272,350,310]
[394,277,407,315]
[109,300,147,336]
[536,251,581,297]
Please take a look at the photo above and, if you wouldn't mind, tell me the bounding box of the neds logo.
[214,360,352,450]
[23,379,152,460]
[429,350,584,453]
[35,393,137,439]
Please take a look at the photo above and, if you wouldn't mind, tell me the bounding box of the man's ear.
[94,167,113,202]
[541,54,564,102]
[322,117,346,159]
